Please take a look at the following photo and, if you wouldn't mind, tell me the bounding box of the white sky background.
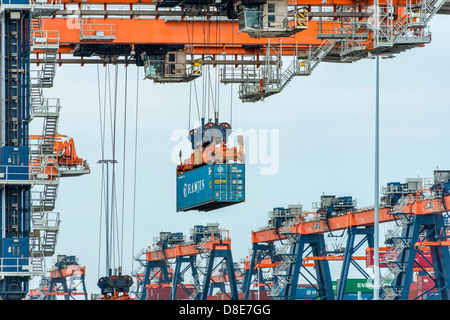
[28,15,450,296]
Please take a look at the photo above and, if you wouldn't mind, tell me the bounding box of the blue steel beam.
[139,261,170,300]
[279,233,334,300]
[171,256,199,300]
[242,243,275,300]
[336,226,374,300]
[387,213,450,300]
[201,244,238,300]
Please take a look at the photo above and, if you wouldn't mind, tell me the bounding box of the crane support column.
[386,213,450,300]
[242,243,275,300]
[139,261,170,300]
[280,233,334,300]
[170,256,199,300]
[336,226,374,300]
[200,243,238,300]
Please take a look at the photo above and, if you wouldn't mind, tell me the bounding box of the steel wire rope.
[230,17,234,126]
[111,64,121,275]
[131,64,140,274]
[201,9,214,121]
[186,13,201,130]
[187,20,193,132]
[97,64,114,278]
[96,64,106,280]
[214,12,219,120]
[119,59,128,272]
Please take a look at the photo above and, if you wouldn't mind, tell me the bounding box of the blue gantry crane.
[0,0,89,299]
[0,1,51,299]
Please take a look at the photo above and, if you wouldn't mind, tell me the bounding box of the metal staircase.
[29,16,62,274]
[269,218,300,300]
[380,200,414,300]
[30,17,59,88]
[190,238,210,299]
[297,39,338,76]
[131,249,148,299]
[269,234,298,300]
[238,39,337,102]
[374,0,447,50]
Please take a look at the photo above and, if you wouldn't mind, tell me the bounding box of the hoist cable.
[96,64,104,280]
[131,65,140,273]
[193,78,201,122]
[215,14,220,120]
[120,61,128,270]
[110,64,119,273]
[230,17,235,126]
[188,81,192,131]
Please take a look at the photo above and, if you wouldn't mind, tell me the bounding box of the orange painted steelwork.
[54,136,84,167]
[251,194,450,244]
[49,0,412,6]
[177,136,244,175]
[50,265,86,278]
[146,234,231,262]
[40,18,324,55]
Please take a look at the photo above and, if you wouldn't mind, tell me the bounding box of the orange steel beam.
[46,292,86,295]
[57,0,410,5]
[146,238,231,261]
[303,255,366,262]
[50,266,86,278]
[251,195,450,244]
[39,18,324,55]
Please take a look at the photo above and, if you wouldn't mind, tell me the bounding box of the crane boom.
[252,194,450,244]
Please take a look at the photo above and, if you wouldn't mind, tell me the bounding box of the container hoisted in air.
[176,118,245,212]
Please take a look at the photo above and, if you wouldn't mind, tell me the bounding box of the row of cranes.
[134,223,240,300]
[133,168,450,300]
[28,255,87,300]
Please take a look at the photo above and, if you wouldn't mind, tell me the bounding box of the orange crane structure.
[32,0,450,103]
[136,223,239,300]
[243,169,450,300]
[45,255,88,300]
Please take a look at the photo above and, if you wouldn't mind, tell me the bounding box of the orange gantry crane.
[45,255,88,300]
[243,170,450,300]
[32,0,450,102]
[138,223,239,300]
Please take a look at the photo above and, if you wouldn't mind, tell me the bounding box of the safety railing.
[32,211,60,231]
[221,65,263,84]
[31,30,60,50]
[31,97,61,116]
[0,163,60,183]
[80,18,116,41]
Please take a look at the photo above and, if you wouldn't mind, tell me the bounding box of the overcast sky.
[28,14,450,297]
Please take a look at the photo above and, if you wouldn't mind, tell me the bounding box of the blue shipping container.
[295,286,318,300]
[176,164,245,212]
[343,293,373,300]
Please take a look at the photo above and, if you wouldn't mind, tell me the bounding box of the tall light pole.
[373,55,381,300]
